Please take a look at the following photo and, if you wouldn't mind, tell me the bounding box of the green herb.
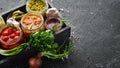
[41,40,74,59]
[29,31,55,51]
[52,21,63,32]
[60,18,70,23]
[29,30,74,59]
[19,43,29,49]
[52,18,69,32]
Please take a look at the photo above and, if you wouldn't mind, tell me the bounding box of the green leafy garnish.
[29,31,55,50]
[29,30,74,59]
[52,21,63,32]
[52,18,69,32]
[41,40,74,59]
[60,18,70,23]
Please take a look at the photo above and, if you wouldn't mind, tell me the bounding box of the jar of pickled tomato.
[0,25,24,50]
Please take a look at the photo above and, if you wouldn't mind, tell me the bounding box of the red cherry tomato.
[8,27,14,34]
[7,27,13,30]
[2,30,9,36]
[16,30,20,36]
[13,29,17,32]
[1,36,9,41]
[10,33,16,39]
[14,36,19,40]
[7,39,14,42]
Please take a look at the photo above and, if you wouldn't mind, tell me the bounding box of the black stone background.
[1,0,120,68]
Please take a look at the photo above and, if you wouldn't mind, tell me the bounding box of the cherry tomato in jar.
[15,30,20,36]
[10,33,16,39]
[2,30,9,36]
[0,36,9,41]
[0,26,24,50]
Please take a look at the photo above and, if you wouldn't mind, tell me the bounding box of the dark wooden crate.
[0,2,71,67]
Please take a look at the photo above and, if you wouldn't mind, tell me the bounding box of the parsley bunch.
[29,30,73,59]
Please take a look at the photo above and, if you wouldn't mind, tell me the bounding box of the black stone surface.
[1,0,120,68]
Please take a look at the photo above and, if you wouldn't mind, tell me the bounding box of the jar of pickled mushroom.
[0,25,24,50]
[21,13,44,37]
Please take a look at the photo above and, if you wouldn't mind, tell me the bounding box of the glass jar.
[0,25,24,50]
[21,13,44,37]
[26,0,48,16]
[45,18,63,32]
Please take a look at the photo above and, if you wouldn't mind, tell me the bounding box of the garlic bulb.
[7,18,20,26]
[46,8,58,19]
